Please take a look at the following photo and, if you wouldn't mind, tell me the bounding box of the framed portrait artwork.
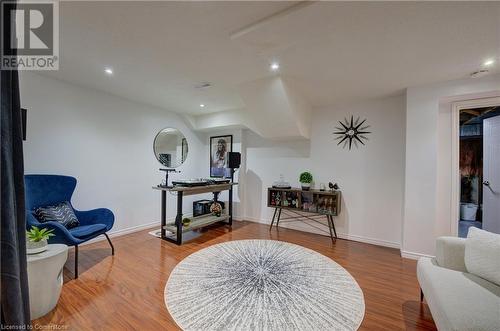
[210,135,232,177]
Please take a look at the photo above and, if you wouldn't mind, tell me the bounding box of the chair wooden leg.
[74,245,78,279]
[104,233,114,255]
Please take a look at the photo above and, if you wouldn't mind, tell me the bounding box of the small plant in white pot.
[26,226,54,254]
[299,171,313,191]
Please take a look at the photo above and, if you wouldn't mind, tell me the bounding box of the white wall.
[244,95,406,248]
[24,70,499,257]
[403,74,500,258]
[20,73,207,234]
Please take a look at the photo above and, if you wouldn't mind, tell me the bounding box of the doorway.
[458,106,500,237]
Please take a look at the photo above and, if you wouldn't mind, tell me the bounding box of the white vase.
[301,183,311,191]
[27,239,48,255]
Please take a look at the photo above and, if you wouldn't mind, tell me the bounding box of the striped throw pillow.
[35,201,80,229]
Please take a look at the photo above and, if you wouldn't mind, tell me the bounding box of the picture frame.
[210,135,233,178]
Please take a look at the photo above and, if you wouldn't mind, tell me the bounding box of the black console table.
[153,183,236,245]
[267,187,341,242]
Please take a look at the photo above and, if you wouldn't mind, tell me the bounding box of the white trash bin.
[460,203,478,221]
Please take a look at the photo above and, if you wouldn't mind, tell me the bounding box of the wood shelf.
[153,183,236,196]
[163,213,229,234]
[267,187,341,216]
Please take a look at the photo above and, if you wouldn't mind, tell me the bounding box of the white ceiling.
[42,1,500,115]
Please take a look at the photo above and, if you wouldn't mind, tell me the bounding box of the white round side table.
[27,243,68,320]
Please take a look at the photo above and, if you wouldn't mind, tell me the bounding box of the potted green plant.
[299,171,313,191]
[182,218,192,227]
[26,226,55,254]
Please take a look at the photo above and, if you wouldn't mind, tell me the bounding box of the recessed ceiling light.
[200,104,205,108]
[483,59,495,66]
[104,68,113,75]
[270,62,280,71]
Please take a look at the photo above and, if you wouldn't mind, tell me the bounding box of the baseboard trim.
[243,217,401,250]
[339,233,400,249]
[400,250,435,260]
[79,221,159,246]
[78,216,413,257]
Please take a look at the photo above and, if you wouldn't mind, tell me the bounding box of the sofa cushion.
[69,224,107,239]
[417,257,500,331]
[465,227,500,286]
[35,201,79,229]
[435,237,466,272]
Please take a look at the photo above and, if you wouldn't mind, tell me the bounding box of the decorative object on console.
[210,202,223,217]
[210,135,233,178]
[272,174,291,189]
[299,171,313,190]
[329,182,339,191]
[165,240,365,331]
[26,226,54,255]
[333,115,371,150]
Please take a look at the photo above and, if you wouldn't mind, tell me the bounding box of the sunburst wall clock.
[333,116,371,150]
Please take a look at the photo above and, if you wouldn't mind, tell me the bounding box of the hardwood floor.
[33,221,437,330]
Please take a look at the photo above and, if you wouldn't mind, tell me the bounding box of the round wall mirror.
[153,128,188,168]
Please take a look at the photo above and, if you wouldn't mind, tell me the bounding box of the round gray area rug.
[164,240,365,330]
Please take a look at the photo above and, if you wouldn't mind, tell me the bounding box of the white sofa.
[417,236,500,331]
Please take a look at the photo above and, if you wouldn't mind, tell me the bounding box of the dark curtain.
[1,0,31,326]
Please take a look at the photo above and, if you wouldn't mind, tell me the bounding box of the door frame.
[450,96,500,236]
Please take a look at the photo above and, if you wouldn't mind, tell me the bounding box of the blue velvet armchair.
[25,175,114,278]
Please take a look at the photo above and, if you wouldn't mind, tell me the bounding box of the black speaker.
[228,152,241,169]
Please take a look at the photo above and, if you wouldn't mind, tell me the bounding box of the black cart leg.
[175,191,183,245]
[161,190,166,240]
[269,208,278,230]
[329,215,338,239]
[327,215,335,243]
[228,186,233,226]
[74,245,79,279]
[104,233,114,255]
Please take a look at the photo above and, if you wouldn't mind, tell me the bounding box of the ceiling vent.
[195,82,212,89]
[470,69,489,78]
